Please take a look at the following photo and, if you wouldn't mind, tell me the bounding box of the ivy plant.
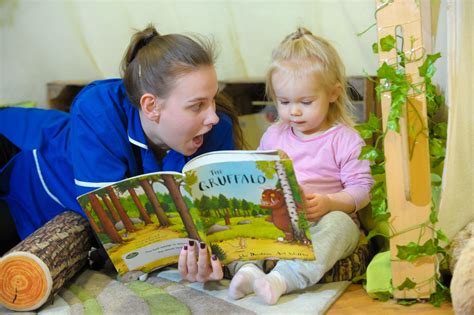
[356,32,450,307]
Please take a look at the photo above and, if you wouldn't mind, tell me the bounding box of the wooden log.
[0,211,92,311]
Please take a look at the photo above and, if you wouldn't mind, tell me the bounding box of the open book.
[77,150,315,275]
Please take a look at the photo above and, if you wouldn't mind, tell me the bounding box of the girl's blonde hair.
[265,27,355,127]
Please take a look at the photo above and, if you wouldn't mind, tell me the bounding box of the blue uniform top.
[0,79,234,239]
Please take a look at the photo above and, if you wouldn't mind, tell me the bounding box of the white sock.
[228,264,265,300]
[253,271,287,305]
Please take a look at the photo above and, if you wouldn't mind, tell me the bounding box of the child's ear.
[329,83,343,103]
[140,93,161,122]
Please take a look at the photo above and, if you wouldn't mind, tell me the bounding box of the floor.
[327,284,454,314]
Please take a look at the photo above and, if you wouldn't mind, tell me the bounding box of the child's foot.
[253,271,287,305]
[228,264,264,300]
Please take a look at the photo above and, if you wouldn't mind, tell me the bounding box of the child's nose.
[290,104,302,115]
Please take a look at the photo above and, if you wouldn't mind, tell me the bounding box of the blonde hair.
[265,27,355,127]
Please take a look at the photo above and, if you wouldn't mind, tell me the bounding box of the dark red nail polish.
[189,240,195,246]
[183,245,188,250]
[211,255,217,261]
[200,243,206,249]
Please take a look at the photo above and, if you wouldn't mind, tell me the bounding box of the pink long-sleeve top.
[258,123,374,212]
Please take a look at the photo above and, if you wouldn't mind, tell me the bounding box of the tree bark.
[161,174,200,241]
[106,186,135,232]
[128,188,153,224]
[139,179,170,227]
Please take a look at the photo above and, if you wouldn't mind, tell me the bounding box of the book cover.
[77,150,315,275]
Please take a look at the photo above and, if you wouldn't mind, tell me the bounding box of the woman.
[0,24,243,255]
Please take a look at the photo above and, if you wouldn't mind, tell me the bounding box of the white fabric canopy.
[0,0,378,107]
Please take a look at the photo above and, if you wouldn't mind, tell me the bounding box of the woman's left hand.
[177,240,223,283]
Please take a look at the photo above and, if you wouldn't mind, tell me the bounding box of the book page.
[182,150,281,173]
[182,158,315,264]
[77,171,201,275]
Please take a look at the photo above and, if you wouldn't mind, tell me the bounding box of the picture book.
[77,150,315,275]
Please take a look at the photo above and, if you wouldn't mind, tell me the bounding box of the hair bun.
[291,27,312,40]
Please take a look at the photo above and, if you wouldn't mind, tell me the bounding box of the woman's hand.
[177,240,223,282]
[304,192,331,222]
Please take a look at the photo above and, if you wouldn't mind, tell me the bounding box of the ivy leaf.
[355,125,374,139]
[397,299,418,306]
[372,199,390,222]
[380,35,396,52]
[433,122,447,139]
[429,138,445,159]
[397,239,437,261]
[419,52,441,78]
[431,173,442,185]
[371,163,385,175]
[436,229,450,244]
[430,209,439,224]
[397,277,417,290]
[367,112,381,130]
[377,62,397,80]
[373,291,392,302]
[372,42,379,54]
[359,145,381,161]
[429,282,451,307]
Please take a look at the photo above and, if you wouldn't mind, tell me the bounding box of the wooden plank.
[375,0,435,299]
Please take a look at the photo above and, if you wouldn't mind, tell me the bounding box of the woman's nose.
[204,106,219,126]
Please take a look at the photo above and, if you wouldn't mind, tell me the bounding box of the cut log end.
[0,251,52,311]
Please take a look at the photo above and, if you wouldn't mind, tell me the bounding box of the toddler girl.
[227,27,374,304]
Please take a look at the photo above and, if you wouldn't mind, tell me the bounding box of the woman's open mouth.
[192,134,204,148]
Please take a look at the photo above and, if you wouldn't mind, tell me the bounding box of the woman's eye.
[191,103,202,112]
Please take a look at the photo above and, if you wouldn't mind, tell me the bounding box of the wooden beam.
[375,0,435,299]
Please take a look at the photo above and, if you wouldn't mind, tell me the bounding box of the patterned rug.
[0,268,350,315]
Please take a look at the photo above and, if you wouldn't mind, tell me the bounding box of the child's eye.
[279,100,290,105]
[301,101,313,105]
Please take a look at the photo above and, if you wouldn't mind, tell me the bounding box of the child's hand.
[304,193,331,222]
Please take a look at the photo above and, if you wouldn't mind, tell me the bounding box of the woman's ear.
[140,93,161,122]
[329,83,343,103]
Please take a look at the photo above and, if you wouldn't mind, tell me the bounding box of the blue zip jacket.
[0,79,234,239]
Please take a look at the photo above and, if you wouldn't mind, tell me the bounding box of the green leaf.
[359,145,381,161]
[433,122,447,139]
[397,277,417,290]
[396,239,437,262]
[373,291,392,302]
[372,42,379,54]
[431,173,442,185]
[430,209,439,224]
[419,52,441,78]
[436,229,450,243]
[397,299,418,306]
[429,282,451,307]
[429,138,445,159]
[380,35,396,52]
[377,62,397,80]
[371,164,385,175]
[355,125,374,139]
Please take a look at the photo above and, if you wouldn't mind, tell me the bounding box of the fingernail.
[200,243,206,249]
[211,255,217,261]
[183,245,188,250]
[189,240,195,246]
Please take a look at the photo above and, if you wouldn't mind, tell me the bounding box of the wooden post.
[375,0,435,299]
